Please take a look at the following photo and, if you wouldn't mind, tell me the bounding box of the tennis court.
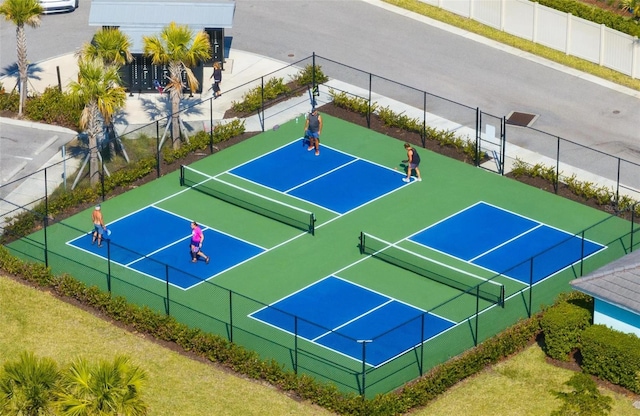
[7,114,633,396]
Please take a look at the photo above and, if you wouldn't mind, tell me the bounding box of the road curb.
[0,116,78,135]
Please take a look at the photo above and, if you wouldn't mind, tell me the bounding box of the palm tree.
[67,58,127,186]
[0,351,59,416]
[0,0,43,117]
[79,27,133,158]
[55,356,148,416]
[79,27,133,68]
[143,22,211,149]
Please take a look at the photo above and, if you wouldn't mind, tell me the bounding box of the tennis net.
[180,165,316,235]
[360,232,504,305]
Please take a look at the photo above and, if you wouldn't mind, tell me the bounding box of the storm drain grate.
[506,111,538,127]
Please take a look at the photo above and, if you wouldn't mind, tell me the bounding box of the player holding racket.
[304,108,323,156]
[402,143,422,183]
[190,221,210,264]
[91,205,106,248]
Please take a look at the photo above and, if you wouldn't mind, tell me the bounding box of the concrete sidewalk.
[0,49,308,231]
[2,47,638,232]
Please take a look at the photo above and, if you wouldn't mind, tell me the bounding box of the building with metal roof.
[88,0,235,92]
[570,249,640,337]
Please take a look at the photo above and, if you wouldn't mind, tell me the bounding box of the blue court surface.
[68,206,265,289]
[230,140,409,214]
[409,202,606,284]
[250,276,455,367]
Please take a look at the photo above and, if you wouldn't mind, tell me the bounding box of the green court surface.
[7,114,635,397]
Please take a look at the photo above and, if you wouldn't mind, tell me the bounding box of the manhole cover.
[506,111,538,127]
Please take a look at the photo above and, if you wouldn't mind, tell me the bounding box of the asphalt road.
[0,121,76,200]
[1,0,639,186]
[0,1,95,75]
[1,2,94,201]
[226,1,640,165]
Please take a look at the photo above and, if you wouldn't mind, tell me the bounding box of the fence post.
[260,76,265,132]
[475,108,480,167]
[632,202,639,252]
[367,73,372,129]
[209,96,214,154]
[474,285,480,346]
[44,168,49,267]
[229,290,233,342]
[528,258,534,318]
[615,158,621,207]
[107,240,112,292]
[358,340,371,396]
[100,155,105,201]
[420,314,425,376]
[165,265,170,316]
[294,316,298,374]
[156,120,161,178]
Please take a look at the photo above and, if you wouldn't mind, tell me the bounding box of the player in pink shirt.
[190,221,210,264]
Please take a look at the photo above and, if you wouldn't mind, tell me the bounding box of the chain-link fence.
[2,53,640,397]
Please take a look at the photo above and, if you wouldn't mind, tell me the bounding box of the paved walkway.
[1,44,638,231]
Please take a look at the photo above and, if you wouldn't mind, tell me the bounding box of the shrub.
[24,87,81,128]
[329,89,377,115]
[539,0,640,37]
[540,300,591,361]
[0,242,549,416]
[231,77,291,113]
[0,90,19,112]
[580,324,640,394]
[162,119,245,164]
[292,64,329,86]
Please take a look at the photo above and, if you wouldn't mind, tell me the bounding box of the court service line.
[405,201,488,240]
[224,171,342,216]
[467,223,544,263]
[228,139,304,171]
[125,234,192,267]
[152,204,268,250]
[311,299,394,343]
[405,238,525,286]
[284,158,360,194]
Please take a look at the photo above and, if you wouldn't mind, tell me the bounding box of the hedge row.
[329,89,479,162]
[0,243,550,416]
[536,292,640,394]
[538,0,640,38]
[581,324,640,393]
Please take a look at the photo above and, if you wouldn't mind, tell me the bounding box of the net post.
[310,213,316,236]
[359,232,364,254]
[179,165,185,186]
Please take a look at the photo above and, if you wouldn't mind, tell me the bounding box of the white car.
[39,0,78,14]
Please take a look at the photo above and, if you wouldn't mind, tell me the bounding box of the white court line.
[468,223,543,263]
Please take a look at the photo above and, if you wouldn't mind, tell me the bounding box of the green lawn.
[0,275,334,416]
[2,275,638,415]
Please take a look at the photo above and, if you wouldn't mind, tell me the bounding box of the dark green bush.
[539,0,640,37]
[231,77,291,113]
[540,300,591,361]
[329,89,377,115]
[0,243,547,416]
[580,324,640,393]
[24,87,81,128]
[162,119,245,164]
[0,90,19,112]
[292,64,329,86]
